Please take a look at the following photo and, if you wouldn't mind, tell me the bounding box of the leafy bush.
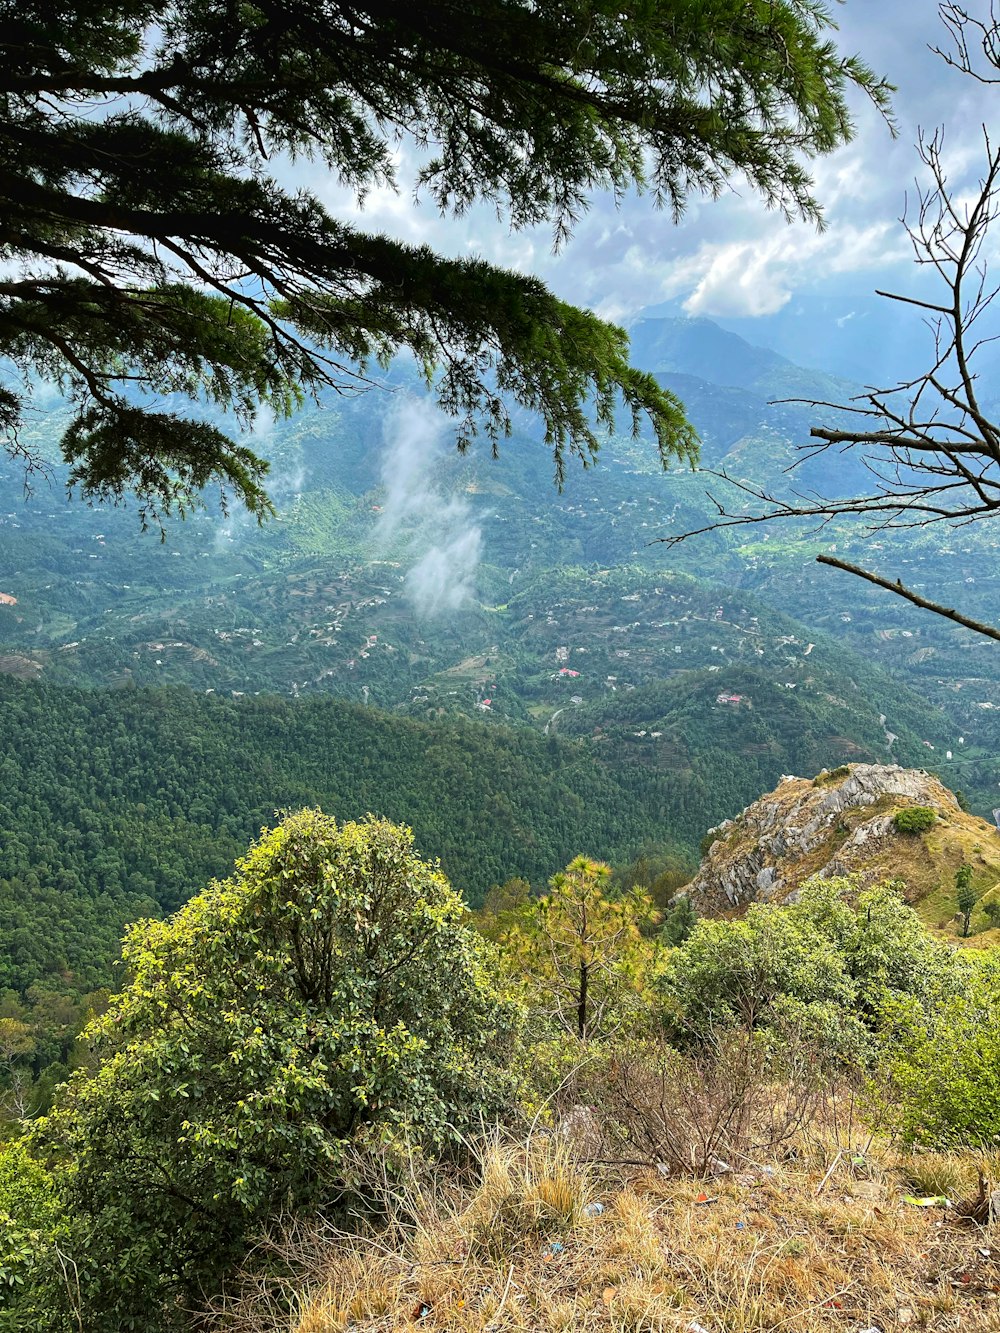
[658,878,1000,1150]
[661,895,698,947]
[878,955,1000,1147]
[813,765,851,786]
[892,806,937,834]
[660,889,858,1055]
[33,811,522,1332]
[659,878,958,1062]
[0,1141,67,1333]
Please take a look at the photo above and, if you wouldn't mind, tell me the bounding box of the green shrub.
[813,765,850,787]
[878,956,1000,1147]
[659,877,958,1063]
[33,810,523,1332]
[892,806,937,834]
[0,1140,67,1333]
[659,877,1000,1148]
[661,895,698,947]
[956,863,976,937]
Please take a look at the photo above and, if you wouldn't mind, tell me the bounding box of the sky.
[308,0,999,359]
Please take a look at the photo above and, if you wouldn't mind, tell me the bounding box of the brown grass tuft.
[209,1132,1000,1333]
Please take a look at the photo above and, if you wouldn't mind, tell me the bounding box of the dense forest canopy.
[0,657,954,1007]
[0,1,891,521]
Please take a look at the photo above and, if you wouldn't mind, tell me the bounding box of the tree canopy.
[1,1,889,522]
[659,877,959,1061]
[502,855,654,1042]
[32,810,521,1331]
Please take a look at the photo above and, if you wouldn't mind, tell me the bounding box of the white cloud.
[673,219,906,319]
[376,398,483,616]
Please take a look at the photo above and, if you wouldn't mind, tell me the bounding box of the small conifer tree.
[956,862,976,938]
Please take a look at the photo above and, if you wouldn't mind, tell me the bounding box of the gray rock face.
[815,765,932,817]
[689,764,957,911]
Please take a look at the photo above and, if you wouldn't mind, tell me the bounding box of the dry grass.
[211,1135,1000,1333]
[897,1154,978,1203]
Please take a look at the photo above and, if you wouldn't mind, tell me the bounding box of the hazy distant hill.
[0,313,994,820]
[636,281,979,386]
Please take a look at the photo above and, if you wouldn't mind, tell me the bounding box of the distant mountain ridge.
[0,309,994,825]
[627,315,797,392]
[635,281,983,386]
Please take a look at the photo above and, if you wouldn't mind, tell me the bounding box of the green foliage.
[0,1141,67,1333]
[956,862,976,937]
[878,955,1000,1147]
[661,895,698,948]
[660,888,855,1052]
[892,806,937,834]
[659,878,958,1062]
[813,765,850,786]
[32,811,521,1332]
[612,849,692,913]
[0,988,109,1130]
[501,856,655,1042]
[0,1,891,519]
[0,676,686,1004]
[475,877,534,944]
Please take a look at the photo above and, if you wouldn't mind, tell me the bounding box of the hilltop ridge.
[688,763,1000,936]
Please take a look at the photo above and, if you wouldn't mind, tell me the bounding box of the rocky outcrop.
[687,763,998,917]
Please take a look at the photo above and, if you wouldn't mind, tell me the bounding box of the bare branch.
[816,554,1000,641]
[669,92,1000,638]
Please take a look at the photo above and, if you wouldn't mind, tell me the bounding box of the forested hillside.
[0,663,937,1004]
[0,317,994,814]
[0,678,672,996]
